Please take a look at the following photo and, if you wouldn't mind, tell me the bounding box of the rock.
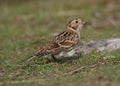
[63,38,120,57]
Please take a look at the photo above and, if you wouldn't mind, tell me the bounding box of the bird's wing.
[54,31,78,47]
[45,31,78,54]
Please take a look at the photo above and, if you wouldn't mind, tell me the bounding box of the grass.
[0,0,120,86]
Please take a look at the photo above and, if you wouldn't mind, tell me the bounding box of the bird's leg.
[51,55,58,61]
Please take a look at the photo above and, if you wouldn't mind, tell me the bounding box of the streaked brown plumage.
[24,18,86,62]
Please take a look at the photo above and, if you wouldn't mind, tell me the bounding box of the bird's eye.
[75,21,78,23]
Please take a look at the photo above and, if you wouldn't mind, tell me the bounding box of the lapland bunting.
[24,18,86,62]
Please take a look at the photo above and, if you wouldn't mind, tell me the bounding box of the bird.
[23,18,86,62]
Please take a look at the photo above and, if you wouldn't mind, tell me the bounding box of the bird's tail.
[22,54,37,62]
[22,46,50,62]
[22,50,48,62]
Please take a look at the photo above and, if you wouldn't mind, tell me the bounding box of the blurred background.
[0,0,120,42]
[0,0,120,86]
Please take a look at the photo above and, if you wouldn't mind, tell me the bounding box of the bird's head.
[67,18,86,33]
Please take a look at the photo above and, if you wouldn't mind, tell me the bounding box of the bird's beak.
[81,21,86,25]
